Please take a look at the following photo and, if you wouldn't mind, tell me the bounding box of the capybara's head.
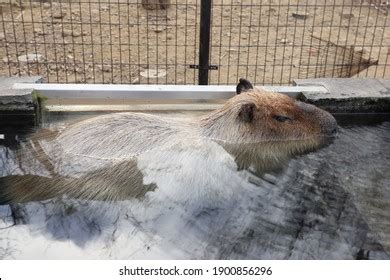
[201,78,337,149]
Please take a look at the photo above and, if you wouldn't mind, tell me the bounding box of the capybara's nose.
[296,101,338,136]
[321,118,338,136]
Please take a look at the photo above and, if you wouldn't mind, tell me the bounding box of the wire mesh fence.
[0,0,389,85]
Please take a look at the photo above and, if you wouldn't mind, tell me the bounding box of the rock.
[8,0,20,8]
[142,0,171,10]
[62,29,72,37]
[151,26,166,33]
[31,2,40,8]
[0,32,5,41]
[43,2,51,9]
[101,5,109,11]
[140,69,167,79]
[99,65,111,72]
[72,31,81,37]
[292,12,309,20]
[341,13,355,19]
[0,76,43,114]
[266,8,276,14]
[280,38,288,44]
[62,30,81,37]
[52,11,67,19]
[17,53,44,63]
[2,56,10,63]
[34,28,47,35]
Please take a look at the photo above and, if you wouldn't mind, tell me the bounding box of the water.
[0,111,389,259]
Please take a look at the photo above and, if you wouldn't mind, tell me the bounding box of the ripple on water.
[0,113,389,259]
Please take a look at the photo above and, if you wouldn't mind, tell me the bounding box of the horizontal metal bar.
[46,104,223,112]
[13,83,328,100]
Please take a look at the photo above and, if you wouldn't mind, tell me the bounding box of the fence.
[0,0,389,85]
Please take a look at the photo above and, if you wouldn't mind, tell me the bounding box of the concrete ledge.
[2,77,390,116]
[0,76,43,124]
[0,76,43,111]
[294,78,390,113]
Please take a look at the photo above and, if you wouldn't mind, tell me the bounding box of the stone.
[31,2,40,8]
[341,13,354,19]
[43,2,51,9]
[72,31,81,37]
[293,78,390,113]
[151,26,166,33]
[0,76,43,113]
[100,65,111,72]
[140,69,167,79]
[62,29,72,37]
[17,53,44,63]
[0,32,5,40]
[280,38,288,44]
[34,28,47,35]
[292,12,309,20]
[62,30,81,38]
[101,5,109,11]
[52,11,67,19]
[141,0,171,10]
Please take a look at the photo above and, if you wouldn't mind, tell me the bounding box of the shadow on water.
[0,112,389,259]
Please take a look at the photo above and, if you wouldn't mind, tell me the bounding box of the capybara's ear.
[236,78,254,95]
[238,103,256,123]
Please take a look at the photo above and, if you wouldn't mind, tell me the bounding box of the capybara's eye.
[273,115,292,122]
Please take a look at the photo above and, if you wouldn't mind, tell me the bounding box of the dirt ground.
[0,0,389,85]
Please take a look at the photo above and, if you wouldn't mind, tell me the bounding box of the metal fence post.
[198,0,212,85]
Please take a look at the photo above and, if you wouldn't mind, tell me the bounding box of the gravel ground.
[0,0,389,85]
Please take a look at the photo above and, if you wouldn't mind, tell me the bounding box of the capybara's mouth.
[317,129,338,148]
[323,126,339,138]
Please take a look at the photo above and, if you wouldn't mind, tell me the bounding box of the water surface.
[0,112,389,259]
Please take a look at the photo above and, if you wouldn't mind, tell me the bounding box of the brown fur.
[200,88,336,143]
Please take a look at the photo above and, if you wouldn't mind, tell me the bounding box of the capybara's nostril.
[319,114,338,136]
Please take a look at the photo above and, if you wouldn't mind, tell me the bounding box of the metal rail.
[13,83,328,100]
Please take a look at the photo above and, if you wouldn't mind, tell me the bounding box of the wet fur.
[1,80,337,203]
